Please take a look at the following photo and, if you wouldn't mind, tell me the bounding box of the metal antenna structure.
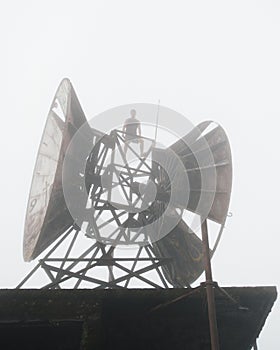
[18,79,232,344]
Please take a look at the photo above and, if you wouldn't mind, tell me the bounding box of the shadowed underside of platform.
[0,286,276,350]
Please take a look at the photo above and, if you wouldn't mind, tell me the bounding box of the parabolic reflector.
[169,121,232,224]
[149,121,232,286]
[23,78,92,261]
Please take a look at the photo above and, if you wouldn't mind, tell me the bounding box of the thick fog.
[2,1,280,348]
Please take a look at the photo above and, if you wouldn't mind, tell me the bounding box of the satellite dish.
[23,78,94,262]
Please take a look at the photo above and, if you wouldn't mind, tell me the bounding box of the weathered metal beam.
[201,220,220,350]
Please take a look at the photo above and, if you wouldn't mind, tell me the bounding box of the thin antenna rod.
[154,100,160,143]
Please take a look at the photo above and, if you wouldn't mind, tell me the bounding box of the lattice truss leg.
[18,227,170,289]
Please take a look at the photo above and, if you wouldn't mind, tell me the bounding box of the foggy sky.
[2,1,280,348]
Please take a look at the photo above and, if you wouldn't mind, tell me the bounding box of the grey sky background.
[2,0,280,348]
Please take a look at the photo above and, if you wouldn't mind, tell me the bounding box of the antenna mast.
[154,100,160,143]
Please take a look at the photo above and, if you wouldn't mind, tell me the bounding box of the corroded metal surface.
[152,219,206,287]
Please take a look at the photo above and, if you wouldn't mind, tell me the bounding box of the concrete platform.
[0,286,277,349]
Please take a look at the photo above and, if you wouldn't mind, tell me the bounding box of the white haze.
[2,1,280,348]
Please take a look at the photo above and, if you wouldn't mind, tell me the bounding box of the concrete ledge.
[0,286,277,350]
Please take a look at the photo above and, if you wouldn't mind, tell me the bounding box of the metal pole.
[154,100,160,143]
[201,219,220,350]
